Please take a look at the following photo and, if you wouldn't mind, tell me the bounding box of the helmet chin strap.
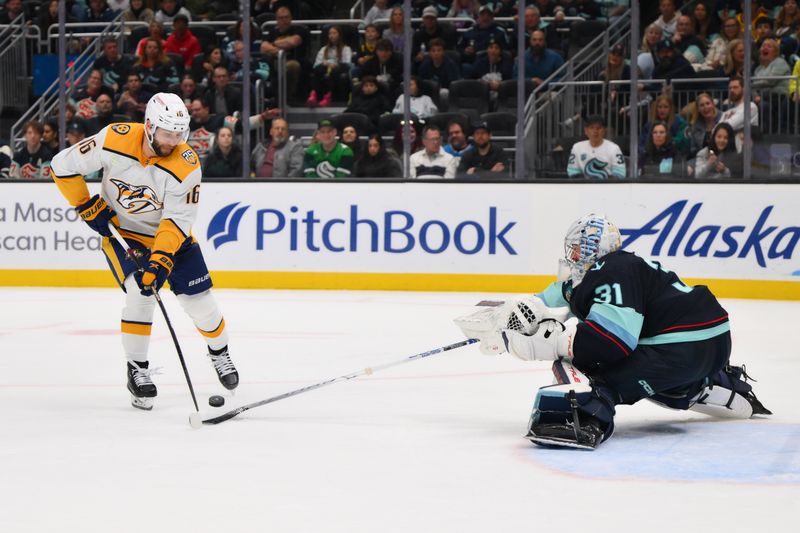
[144,119,158,154]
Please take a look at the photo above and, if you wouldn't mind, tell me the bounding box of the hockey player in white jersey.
[566,115,627,179]
[50,93,238,410]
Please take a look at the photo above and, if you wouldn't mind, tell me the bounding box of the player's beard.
[151,137,174,157]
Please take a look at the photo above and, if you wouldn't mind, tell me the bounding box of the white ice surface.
[0,288,798,532]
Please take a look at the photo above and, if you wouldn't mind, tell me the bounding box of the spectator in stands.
[690,122,741,178]
[134,38,180,91]
[639,121,680,177]
[340,125,366,161]
[260,6,309,103]
[564,0,603,20]
[352,24,380,82]
[446,0,480,28]
[471,39,513,92]
[686,92,721,157]
[409,124,457,179]
[42,120,59,153]
[205,66,240,116]
[412,7,456,70]
[354,134,402,178]
[705,16,741,72]
[65,120,87,147]
[188,98,223,160]
[93,37,133,94]
[638,23,664,78]
[653,0,681,40]
[203,127,242,178]
[736,0,770,39]
[117,72,151,121]
[73,69,107,104]
[753,18,775,52]
[720,77,759,147]
[673,14,707,71]
[776,0,800,38]
[457,121,508,178]
[231,42,271,84]
[86,92,115,135]
[722,38,746,78]
[567,115,626,179]
[345,75,392,128]
[444,120,474,160]
[362,0,392,29]
[179,74,200,104]
[0,0,23,24]
[393,76,438,119]
[510,5,559,54]
[362,39,404,98]
[391,120,422,158]
[252,117,304,178]
[136,21,166,57]
[307,26,352,108]
[222,19,263,62]
[458,6,509,76]
[753,38,791,97]
[382,7,406,52]
[192,47,227,86]
[37,1,66,37]
[0,145,11,179]
[651,39,696,84]
[641,95,689,155]
[303,119,354,178]
[80,0,117,23]
[165,14,202,69]
[123,0,156,23]
[512,30,564,88]
[417,38,462,91]
[691,1,720,43]
[155,0,191,24]
[9,121,52,180]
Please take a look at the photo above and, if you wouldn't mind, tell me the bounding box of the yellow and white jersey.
[50,122,202,254]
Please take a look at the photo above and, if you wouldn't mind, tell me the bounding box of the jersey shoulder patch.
[155,143,201,183]
[102,122,144,161]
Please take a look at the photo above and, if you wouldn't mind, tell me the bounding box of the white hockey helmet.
[562,213,621,286]
[144,92,190,149]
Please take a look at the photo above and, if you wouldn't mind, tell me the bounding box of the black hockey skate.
[725,364,772,415]
[127,361,157,411]
[208,346,239,390]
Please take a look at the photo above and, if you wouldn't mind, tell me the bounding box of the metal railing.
[0,13,29,112]
[10,14,128,149]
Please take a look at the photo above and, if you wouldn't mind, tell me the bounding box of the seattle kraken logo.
[584,158,610,179]
[110,178,163,213]
[207,202,249,249]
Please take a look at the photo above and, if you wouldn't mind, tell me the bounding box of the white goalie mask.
[143,92,190,152]
[563,213,621,287]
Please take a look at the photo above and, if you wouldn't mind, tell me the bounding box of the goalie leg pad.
[689,363,772,418]
[526,383,616,449]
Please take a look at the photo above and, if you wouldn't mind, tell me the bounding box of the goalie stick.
[108,223,200,412]
[189,338,478,428]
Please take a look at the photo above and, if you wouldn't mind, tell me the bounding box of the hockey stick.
[189,338,478,428]
[107,223,200,412]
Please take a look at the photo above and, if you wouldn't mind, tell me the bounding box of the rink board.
[0,182,798,299]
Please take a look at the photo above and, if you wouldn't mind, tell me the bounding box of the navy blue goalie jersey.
[540,251,729,366]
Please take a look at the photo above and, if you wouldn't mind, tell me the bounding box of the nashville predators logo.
[111,123,131,135]
[110,178,163,214]
[181,148,198,166]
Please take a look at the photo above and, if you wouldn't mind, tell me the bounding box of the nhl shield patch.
[181,148,198,166]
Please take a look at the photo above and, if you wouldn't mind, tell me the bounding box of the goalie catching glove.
[77,194,119,237]
[134,251,174,296]
[502,319,576,361]
[454,297,545,355]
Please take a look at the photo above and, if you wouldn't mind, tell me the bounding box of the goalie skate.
[127,361,157,411]
[526,420,605,450]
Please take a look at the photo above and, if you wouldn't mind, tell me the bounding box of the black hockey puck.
[209,395,225,407]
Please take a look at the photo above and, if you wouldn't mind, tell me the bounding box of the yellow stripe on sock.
[197,318,225,338]
[121,320,152,336]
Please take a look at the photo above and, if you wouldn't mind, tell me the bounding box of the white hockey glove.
[502,319,576,362]
[454,297,545,355]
